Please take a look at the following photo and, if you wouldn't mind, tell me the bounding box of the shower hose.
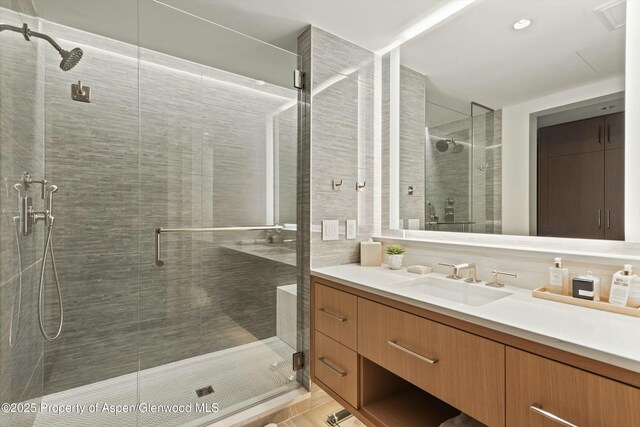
[38,223,64,341]
[9,216,23,348]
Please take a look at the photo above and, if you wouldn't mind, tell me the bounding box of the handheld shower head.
[60,47,83,71]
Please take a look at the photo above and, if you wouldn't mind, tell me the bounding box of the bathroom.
[0,0,638,426]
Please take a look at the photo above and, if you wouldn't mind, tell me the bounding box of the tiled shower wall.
[1,17,299,396]
[0,5,44,423]
[426,111,502,233]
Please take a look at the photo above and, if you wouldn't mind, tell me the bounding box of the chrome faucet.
[459,263,481,283]
[487,270,517,288]
[439,263,482,283]
[266,227,282,244]
[439,263,462,279]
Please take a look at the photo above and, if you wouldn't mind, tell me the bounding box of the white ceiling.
[31,0,450,54]
[401,0,626,112]
[154,0,450,53]
[28,0,452,87]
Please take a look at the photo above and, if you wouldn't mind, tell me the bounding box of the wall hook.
[332,179,343,191]
[356,181,366,191]
[408,186,414,195]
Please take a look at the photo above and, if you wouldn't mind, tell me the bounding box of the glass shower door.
[137,2,302,425]
[471,102,496,234]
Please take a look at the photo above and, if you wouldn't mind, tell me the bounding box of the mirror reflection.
[393,0,626,240]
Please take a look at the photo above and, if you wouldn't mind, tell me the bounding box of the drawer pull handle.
[387,340,438,364]
[319,308,346,322]
[318,357,347,377]
[530,404,578,427]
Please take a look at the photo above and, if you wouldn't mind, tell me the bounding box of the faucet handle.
[438,263,463,280]
[487,270,517,288]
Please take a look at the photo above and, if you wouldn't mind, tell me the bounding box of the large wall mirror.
[388,0,629,241]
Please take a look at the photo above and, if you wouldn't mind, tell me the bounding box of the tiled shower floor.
[29,337,298,427]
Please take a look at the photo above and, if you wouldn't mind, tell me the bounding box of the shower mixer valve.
[19,172,58,235]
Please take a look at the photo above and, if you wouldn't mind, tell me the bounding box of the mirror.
[390,0,627,240]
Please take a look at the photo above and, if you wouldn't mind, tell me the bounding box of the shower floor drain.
[195,386,214,397]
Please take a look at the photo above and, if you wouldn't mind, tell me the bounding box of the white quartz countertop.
[311,264,640,373]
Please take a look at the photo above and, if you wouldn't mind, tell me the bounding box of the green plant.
[385,245,406,255]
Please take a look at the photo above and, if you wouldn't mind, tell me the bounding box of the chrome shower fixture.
[15,172,65,341]
[435,138,463,153]
[0,23,83,71]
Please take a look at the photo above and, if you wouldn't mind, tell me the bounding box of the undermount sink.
[406,276,512,307]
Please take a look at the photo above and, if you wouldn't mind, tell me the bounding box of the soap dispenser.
[609,264,635,307]
[628,274,640,308]
[549,257,569,295]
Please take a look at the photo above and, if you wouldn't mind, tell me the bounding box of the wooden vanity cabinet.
[311,277,640,427]
[314,283,358,350]
[358,298,505,427]
[507,348,640,427]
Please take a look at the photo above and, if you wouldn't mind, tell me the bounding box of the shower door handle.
[155,225,283,266]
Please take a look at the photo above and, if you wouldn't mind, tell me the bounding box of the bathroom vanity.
[310,265,640,427]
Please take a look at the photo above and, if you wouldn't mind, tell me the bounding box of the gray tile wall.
[425,111,502,233]
[399,65,426,229]
[309,27,375,269]
[297,25,376,391]
[0,7,44,425]
[1,19,300,396]
[276,106,298,225]
[426,116,473,231]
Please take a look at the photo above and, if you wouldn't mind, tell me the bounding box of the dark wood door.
[538,112,625,240]
[605,148,625,240]
[546,116,603,157]
[605,111,624,150]
[545,151,604,239]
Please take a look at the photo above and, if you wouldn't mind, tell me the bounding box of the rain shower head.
[0,23,83,71]
[436,139,450,152]
[435,138,463,153]
[60,48,83,71]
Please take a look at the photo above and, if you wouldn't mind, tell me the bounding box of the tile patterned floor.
[17,337,299,427]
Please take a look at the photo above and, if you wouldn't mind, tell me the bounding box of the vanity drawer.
[314,283,357,350]
[314,331,358,408]
[507,347,640,427]
[358,298,505,427]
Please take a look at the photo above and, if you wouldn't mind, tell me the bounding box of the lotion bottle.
[549,257,569,295]
[609,264,635,307]
[627,270,640,308]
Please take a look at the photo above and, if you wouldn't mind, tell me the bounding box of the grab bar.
[155,225,283,266]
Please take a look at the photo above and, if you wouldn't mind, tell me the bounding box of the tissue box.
[360,241,382,266]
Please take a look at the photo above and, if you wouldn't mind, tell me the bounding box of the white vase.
[387,254,404,270]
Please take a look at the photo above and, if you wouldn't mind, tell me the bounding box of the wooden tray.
[532,287,640,318]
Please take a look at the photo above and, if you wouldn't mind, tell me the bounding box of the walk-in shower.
[0,1,304,426]
[424,100,497,233]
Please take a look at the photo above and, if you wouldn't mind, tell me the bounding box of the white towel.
[439,413,486,427]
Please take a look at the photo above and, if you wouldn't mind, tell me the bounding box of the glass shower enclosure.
[0,1,304,426]
[424,100,497,233]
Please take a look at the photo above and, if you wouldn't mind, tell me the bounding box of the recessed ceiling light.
[254,80,266,86]
[513,18,532,30]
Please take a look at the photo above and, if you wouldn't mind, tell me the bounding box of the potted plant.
[385,245,406,270]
